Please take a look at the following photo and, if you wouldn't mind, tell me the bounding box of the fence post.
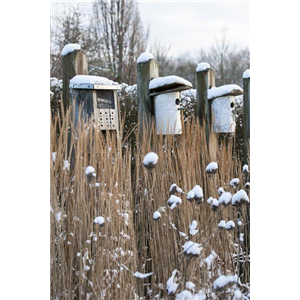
[62,49,88,113]
[196,63,214,147]
[137,56,159,137]
[243,78,250,164]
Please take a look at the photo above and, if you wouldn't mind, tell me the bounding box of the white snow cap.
[63,160,70,171]
[218,192,232,206]
[187,190,195,201]
[225,220,235,230]
[167,270,179,295]
[137,52,154,63]
[230,178,240,187]
[143,152,158,167]
[94,216,105,226]
[242,164,249,173]
[205,250,218,270]
[189,220,198,235]
[183,241,202,256]
[213,274,238,291]
[218,187,225,196]
[218,220,226,228]
[243,69,256,78]
[207,197,213,205]
[167,195,182,210]
[206,162,218,174]
[133,271,153,279]
[61,43,81,56]
[233,289,243,300]
[170,183,183,193]
[232,189,250,206]
[83,265,90,271]
[239,233,244,242]
[70,75,113,88]
[207,84,243,100]
[85,166,96,176]
[176,290,193,300]
[185,281,196,291]
[149,75,192,90]
[192,185,203,198]
[52,152,56,162]
[196,62,210,72]
[153,211,161,220]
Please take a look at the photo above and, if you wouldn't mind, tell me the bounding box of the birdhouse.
[69,75,120,131]
[149,76,193,135]
[207,84,243,133]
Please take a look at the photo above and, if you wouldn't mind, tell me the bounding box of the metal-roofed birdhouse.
[207,84,243,133]
[149,76,193,135]
[69,75,120,131]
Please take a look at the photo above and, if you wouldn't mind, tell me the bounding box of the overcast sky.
[51,1,249,56]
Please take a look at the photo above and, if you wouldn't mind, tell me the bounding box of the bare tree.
[198,27,250,86]
[92,0,148,84]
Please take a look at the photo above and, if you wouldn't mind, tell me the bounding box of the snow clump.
[133,271,154,279]
[218,220,226,229]
[213,274,238,291]
[243,69,250,79]
[167,195,182,210]
[189,220,198,235]
[137,52,154,64]
[205,250,218,270]
[206,162,218,176]
[183,241,202,256]
[85,166,96,177]
[225,220,235,231]
[167,270,179,295]
[218,192,232,206]
[196,62,210,72]
[61,43,80,56]
[207,197,219,211]
[169,183,183,195]
[94,216,105,226]
[192,185,203,205]
[143,152,158,169]
[230,178,240,188]
[185,281,196,292]
[187,190,195,202]
[232,189,250,206]
[153,211,161,221]
[242,164,249,173]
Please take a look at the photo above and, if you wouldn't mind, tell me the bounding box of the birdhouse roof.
[207,84,243,101]
[149,75,192,95]
[69,75,119,90]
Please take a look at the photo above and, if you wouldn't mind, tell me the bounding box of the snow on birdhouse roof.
[137,52,155,63]
[207,84,243,101]
[149,75,192,93]
[196,62,210,72]
[69,75,118,89]
[243,69,256,78]
[61,43,81,56]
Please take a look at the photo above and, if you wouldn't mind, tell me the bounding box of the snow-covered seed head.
[218,187,225,196]
[242,164,249,174]
[189,220,198,235]
[244,182,250,190]
[218,192,232,206]
[207,197,213,205]
[86,166,96,183]
[229,178,240,188]
[169,183,183,195]
[213,274,238,291]
[153,211,161,221]
[218,220,226,229]
[94,216,105,227]
[166,270,179,295]
[206,162,218,176]
[167,195,182,210]
[143,152,158,169]
[232,189,250,207]
[211,198,219,211]
[185,281,196,292]
[183,241,202,257]
[187,190,195,202]
[86,166,95,176]
[225,220,235,231]
[192,185,203,205]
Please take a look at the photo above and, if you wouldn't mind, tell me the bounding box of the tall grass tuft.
[50,108,250,299]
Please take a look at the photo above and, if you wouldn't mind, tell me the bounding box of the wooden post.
[62,49,88,113]
[196,65,214,147]
[243,70,250,164]
[137,58,159,137]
